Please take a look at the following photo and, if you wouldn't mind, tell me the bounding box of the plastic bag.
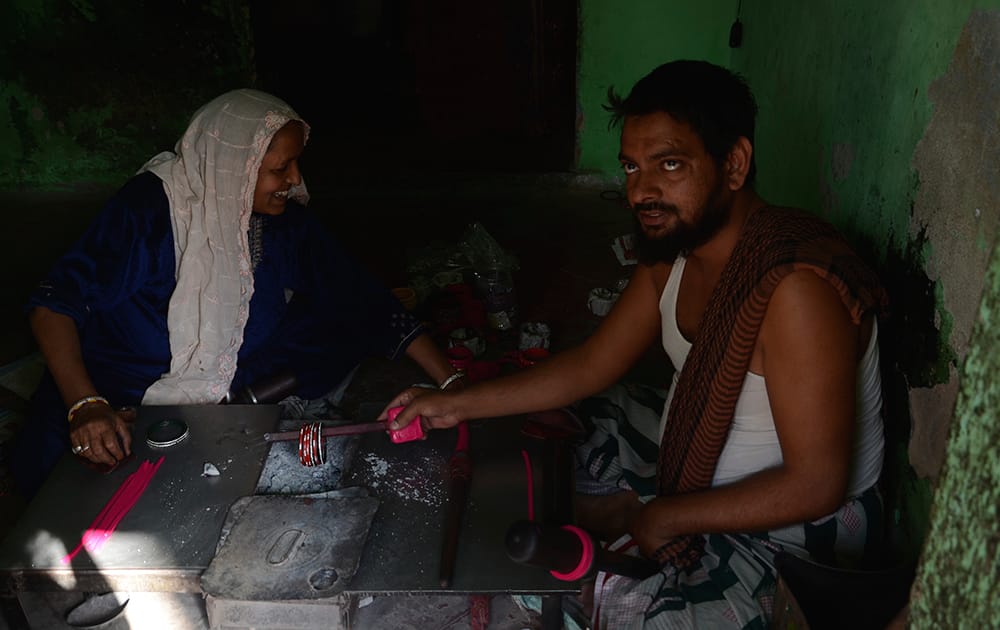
[458,223,520,330]
[458,222,519,272]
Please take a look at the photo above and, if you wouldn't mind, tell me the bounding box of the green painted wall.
[574,4,1000,618]
[575,0,733,176]
[0,0,255,191]
[577,1,1000,568]
[731,1,1000,561]
[734,1,986,253]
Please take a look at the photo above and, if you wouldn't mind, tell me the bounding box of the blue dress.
[13,171,423,497]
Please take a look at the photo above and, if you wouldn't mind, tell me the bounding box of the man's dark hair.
[606,60,758,184]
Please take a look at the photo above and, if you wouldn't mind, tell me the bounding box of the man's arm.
[630,270,861,557]
[384,263,667,429]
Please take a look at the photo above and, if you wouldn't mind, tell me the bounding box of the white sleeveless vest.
[659,256,885,496]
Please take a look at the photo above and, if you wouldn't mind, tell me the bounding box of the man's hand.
[379,387,466,432]
[630,497,677,558]
[575,491,644,543]
[69,404,134,467]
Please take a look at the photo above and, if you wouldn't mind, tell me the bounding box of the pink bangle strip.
[80,460,160,555]
[69,469,146,557]
[549,525,594,582]
[91,461,152,526]
[455,423,470,452]
[69,466,148,559]
[62,457,164,564]
[520,449,534,521]
[86,459,160,551]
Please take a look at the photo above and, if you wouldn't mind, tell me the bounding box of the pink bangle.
[549,525,595,582]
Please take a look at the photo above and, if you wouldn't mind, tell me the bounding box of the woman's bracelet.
[438,371,466,391]
[67,395,111,423]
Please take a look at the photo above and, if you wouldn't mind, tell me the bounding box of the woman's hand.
[69,403,134,467]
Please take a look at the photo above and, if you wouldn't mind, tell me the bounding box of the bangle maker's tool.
[263,409,425,467]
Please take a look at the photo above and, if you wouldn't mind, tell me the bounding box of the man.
[385,60,887,628]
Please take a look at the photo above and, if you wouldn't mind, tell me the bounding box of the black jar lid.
[146,418,189,448]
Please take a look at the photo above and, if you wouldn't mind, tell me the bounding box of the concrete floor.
[0,169,661,629]
[3,591,545,630]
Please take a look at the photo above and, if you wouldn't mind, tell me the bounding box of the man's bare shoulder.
[759,269,863,363]
[766,269,854,323]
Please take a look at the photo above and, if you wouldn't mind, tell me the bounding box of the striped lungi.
[573,383,884,630]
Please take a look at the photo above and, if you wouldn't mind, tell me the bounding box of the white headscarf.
[137,89,310,404]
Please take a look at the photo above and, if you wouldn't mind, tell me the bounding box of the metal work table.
[343,411,575,595]
[0,403,576,613]
[0,404,280,595]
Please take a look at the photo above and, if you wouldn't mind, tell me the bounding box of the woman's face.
[253,121,306,215]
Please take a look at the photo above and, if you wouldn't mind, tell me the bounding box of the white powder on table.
[361,451,447,507]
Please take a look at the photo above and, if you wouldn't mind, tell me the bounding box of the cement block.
[206,595,348,630]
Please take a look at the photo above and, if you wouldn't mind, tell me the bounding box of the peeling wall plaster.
[909,9,1000,477]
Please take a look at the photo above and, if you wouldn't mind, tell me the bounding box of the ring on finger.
[71,444,92,455]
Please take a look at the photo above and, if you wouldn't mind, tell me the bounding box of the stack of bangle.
[67,395,110,423]
[439,371,466,391]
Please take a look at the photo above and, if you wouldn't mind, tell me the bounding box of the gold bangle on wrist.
[67,395,110,423]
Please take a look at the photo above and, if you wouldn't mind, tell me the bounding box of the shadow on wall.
[850,227,947,566]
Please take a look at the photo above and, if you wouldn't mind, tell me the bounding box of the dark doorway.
[250,0,578,174]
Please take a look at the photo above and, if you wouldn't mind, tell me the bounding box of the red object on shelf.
[446,345,473,371]
[467,360,501,382]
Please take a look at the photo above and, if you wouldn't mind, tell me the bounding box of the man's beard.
[631,190,730,265]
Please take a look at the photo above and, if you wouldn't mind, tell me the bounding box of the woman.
[12,89,460,499]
